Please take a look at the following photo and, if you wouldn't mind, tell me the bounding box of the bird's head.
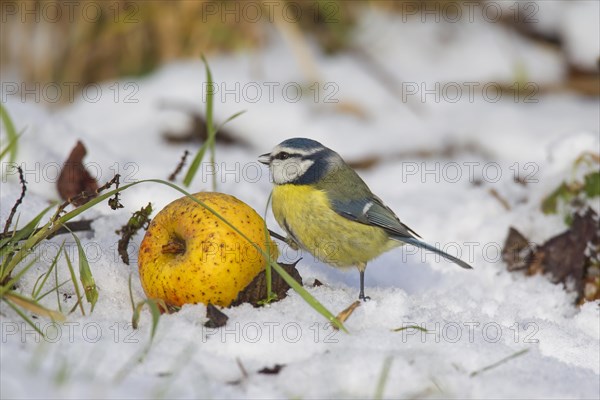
[258,138,342,185]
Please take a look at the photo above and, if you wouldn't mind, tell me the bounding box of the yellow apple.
[138,192,277,307]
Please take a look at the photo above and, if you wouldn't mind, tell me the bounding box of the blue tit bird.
[258,138,473,300]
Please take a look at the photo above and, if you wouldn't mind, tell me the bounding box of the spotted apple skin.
[138,192,277,307]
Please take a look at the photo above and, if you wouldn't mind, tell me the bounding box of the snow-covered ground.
[1,6,599,399]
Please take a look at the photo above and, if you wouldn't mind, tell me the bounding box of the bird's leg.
[267,229,299,250]
[285,237,299,251]
[357,263,370,301]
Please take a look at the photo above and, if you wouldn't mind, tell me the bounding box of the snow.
[496,0,600,71]
[1,6,599,399]
[560,1,600,71]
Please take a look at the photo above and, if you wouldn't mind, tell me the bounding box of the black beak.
[258,153,270,165]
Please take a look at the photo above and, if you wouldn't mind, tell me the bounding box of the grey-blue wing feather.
[331,196,420,239]
[331,197,473,269]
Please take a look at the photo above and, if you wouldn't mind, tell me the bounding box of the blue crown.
[279,138,325,151]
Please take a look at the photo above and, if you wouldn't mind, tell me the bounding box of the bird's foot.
[358,293,371,302]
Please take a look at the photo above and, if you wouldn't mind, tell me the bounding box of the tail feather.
[397,237,473,269]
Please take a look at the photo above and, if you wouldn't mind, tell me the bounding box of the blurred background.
[1,0,598,98]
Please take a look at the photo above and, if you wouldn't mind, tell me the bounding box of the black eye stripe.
[272,149,328,162]
[273,152,291,160]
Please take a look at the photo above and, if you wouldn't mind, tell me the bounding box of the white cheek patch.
[272,159,315,184]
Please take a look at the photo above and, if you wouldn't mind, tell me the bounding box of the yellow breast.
[271,184,397,267]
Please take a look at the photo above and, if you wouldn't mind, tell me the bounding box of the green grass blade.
[1,179,139,282]
[183,55,215,188]
[392,325,428,332]
[201,54,215,138]
[0,204,54,258]
[470,349,529,377]
[0,104,19,163]
[202,55,216,191]
[128,273,136,312]
[132,299,161,342]
[54,249,62,312]
[130,273,162,343]
[270,258,346,330]
[0,132,23,162]
[0,255,40,298]
[374,356,393,400]
[2,297,44,336]
[36,279,70,302]
[182,56,244,190]
[261,191,276,303]
[115,298,163,384]
[32,240,65,299]
[181,109,245,189]
[71,233,98,312]
[3,291,65,322]
[214,110,246,134]
[64,249,86,316]
[182,141,210,187]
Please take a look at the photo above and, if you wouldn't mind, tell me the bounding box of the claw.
[358,292,371,302]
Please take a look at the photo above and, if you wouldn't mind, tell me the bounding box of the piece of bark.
[258,364,285,375]
[503,208,600,304]
[231,260,303,307]
[532,209,598,302]
[204,303,229,328]
[502,227,536,272]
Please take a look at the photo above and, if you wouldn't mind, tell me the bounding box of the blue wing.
[331,196,420,239]
[331,196,473,269]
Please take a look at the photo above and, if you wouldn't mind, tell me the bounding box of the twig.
[470,349,529,377]
[168,150,190,181]
[489,188,511,211]
[47,220,94,238]
[3,166,26,235]
[53,174,123,221]
[236,357,248,379]
[106,174,124,210]
[116,203,153,265]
